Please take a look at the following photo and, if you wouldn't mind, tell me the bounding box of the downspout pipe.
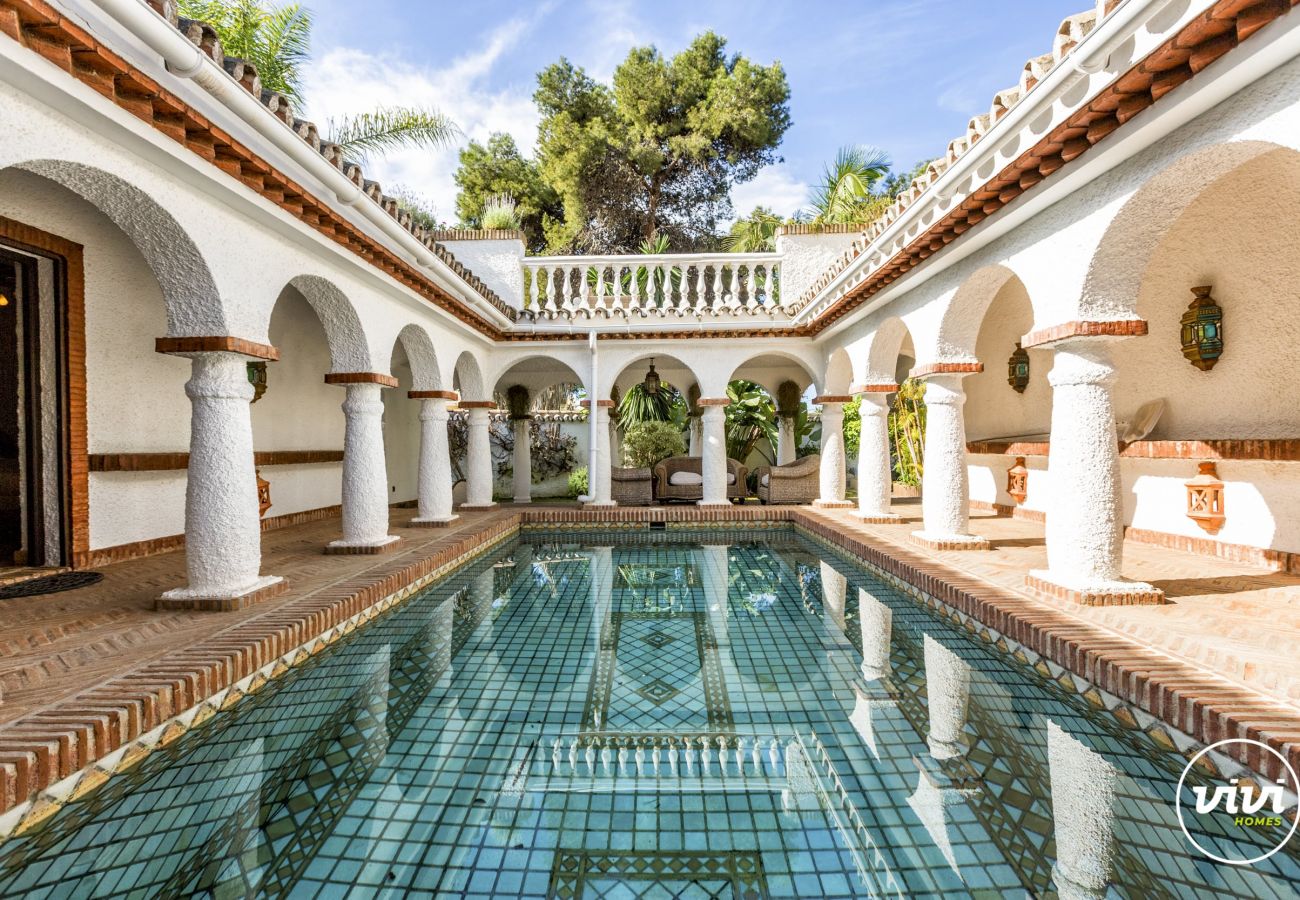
[90,0,513,329]
[582,331,598,503]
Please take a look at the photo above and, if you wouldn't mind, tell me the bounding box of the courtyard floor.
[1,501,1297,817]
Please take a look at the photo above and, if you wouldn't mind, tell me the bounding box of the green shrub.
[622,420,686,468]
[568,466,588,498]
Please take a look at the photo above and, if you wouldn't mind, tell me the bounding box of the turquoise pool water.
[0,528,1297,898]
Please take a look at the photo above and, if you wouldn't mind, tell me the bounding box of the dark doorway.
[0,244,68,567]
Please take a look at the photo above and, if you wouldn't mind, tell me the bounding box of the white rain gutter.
[793,0,1179,326]
[90,0,514,330]
[580,332,598,503]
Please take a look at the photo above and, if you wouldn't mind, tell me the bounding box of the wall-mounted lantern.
[1006,456,1029,505]
[257,471,272,519]
[1180,285,1223,371]
[1007,343,1030,393]
[247,361,268,403]
[1185,460,1225,534]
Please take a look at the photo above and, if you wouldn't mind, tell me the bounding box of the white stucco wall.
[437,237,524,309]
[776,231,860,309]
[384,355,420,504]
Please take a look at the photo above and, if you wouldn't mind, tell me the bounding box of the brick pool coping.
[0,504,1296,833]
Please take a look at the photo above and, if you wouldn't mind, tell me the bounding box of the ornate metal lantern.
[1180,285,1223,371]
[1007,343,1030,393]
[642,358,661,396]
[256,469,272,518]
[1185,461,1225,534]
[1006,456,1029,505]
[246,361,268,403]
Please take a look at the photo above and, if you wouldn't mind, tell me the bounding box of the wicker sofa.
[610,467,654,506]
[652,455,748,502]
[753,454,821,505]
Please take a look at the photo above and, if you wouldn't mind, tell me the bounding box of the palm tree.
[805,145,892,225]
[723,207,782,253]
[180,0,458,160]
[617,382,684,428]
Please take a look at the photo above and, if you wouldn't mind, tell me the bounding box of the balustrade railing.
[519,253,782,316]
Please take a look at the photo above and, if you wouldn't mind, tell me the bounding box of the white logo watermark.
[1175,738,1299,866]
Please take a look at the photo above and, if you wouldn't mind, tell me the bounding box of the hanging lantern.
[642,358,661,396]
[1006,457,1029,505]
[1180,285,1223,371]
[256,469,272,518]
[1007,343,1030,393]
[246,361,268,403]
[1185,461,1225,534]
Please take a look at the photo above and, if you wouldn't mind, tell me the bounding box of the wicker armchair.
[611,467,654,506]
[754,454,821,505]
[652,456,748,502]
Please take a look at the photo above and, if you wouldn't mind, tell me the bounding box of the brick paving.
[0,501,1298,816]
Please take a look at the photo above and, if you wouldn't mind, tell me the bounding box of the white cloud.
[729,165,810,221]
[302,15,545,222]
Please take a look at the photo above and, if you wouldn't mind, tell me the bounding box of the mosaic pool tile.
[0,528,1296,899]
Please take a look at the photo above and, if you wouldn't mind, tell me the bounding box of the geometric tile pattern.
[549,849,767,899]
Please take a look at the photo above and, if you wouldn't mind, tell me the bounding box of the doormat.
[0,571,104,599]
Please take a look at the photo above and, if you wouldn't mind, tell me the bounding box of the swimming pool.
[0,527,1296,898]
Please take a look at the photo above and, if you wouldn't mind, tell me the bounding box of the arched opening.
[1103,145,1300,554]
[490,356,588,501]
[725,353,821,474]
[861,318,923,496]
[0,162,222,566]
[251,280,362,525]
[384,325,442,507]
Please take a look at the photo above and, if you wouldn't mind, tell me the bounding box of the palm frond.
[329,107,461,160]
[806,145,892,225]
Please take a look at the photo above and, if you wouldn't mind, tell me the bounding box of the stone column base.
[456,503,497,512]
[813,499,855,509]
[410,515,458,528]
[854,511,902,523]
[696,500,731,507]
[157,575,287,612]
[1026,571,1165,606]
[325,535,401,555]
[584,500,617,507]
[912,531,990,551]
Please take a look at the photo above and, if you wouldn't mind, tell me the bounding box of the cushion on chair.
[761,474,770,486]
[727,473,736,484]
[669,471,704,486]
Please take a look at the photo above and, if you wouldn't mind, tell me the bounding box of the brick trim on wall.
[910,362,983,379]
[0,214,90,568]
[89,450,344,472]
[967,438,1300,461]
[812,395,853,404]
[407,390,457,400]
[850,383,899,394]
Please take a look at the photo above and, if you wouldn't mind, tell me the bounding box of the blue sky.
[301,0,1083,223]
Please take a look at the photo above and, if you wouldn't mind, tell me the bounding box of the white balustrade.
[520,253,782,317]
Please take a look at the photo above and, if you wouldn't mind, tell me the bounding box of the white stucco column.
[699,399,730,506]
[1030,338,1160,603]
[854,386,900,521]
[913,371,988,549]
[923,634,971,760]
[328,376,398,552]
[813,396,851,508]
[462,404,496,508]
[584,400,615,506]
[411,391,457,526]
[159,349,282,606]
[857,588,893,680]
[776,415,797,465]
[511,417,532,503]
[1047,719,1118,899]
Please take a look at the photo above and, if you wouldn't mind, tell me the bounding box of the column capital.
[697,396,731,407]
[458,400,497,409]
[909,361,982,380]
[408,389,458,400]
[850,383,898,394]
[812,395,853,405]
[156,336,279,361]
[1021,318,1148,349]
[324,372,398,388]
[578,399,615,408]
